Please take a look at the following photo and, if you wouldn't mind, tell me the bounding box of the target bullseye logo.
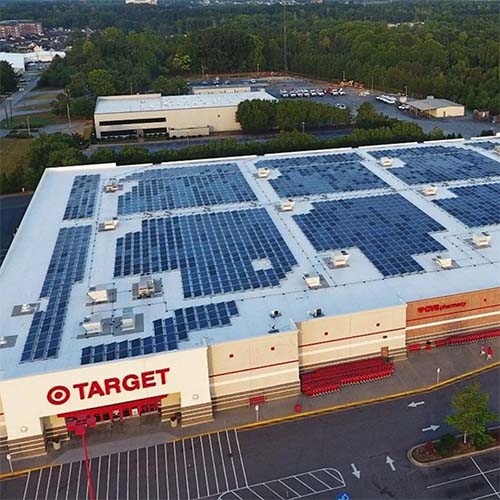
[47,385,71,405]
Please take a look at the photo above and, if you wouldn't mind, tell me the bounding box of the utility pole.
[130,81,133,95]
[283,3,288,72]
[26,115,31,137]
[371,76,374,92]
[65,89,72,132]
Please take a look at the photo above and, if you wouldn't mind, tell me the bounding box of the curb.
[1,361,499,481]
[407,443,500,468]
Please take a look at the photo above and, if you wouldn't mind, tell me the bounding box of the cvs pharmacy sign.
[46,368,170,406]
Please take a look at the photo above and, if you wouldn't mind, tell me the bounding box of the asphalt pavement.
[1,369,498,499]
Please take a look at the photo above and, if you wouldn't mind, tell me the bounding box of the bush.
[471,433,495,450]
[436,434,458,457]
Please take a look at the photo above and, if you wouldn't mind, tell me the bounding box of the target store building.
[1,138,500,459]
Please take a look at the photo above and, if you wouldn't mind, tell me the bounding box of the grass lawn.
[27,91,62,101]
[16,101,54,112]
[0,112,67,129]
[0,137,33,176]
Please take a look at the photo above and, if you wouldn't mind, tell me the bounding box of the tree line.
[5,1,498,113]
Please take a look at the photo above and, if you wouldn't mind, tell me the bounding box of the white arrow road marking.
[422,425,440,432]
[408,401,425,408]
[386,456,396,471]
[350,464,361,479]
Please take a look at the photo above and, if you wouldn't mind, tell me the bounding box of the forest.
[1,0,497,113]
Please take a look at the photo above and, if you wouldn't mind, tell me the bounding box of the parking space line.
[155,446,160,500]
[75,460,82,500]
[95,456,101,500]
[116,454,120,500]
[173,441,180,499]
[136,448,140,500]
[164,443,170,500]
[262,483,284,499]
[427,468,500,489]
[145,446,149,500]
[294,476,315,493]
[54,465,62,500]
[309,472,331,489]
[64,462,72,500]
[208,433,220,493]
[217,432,230,492]
[182,438,191,499]
[126,451,130,500]
[44,466,53,500]
[470,493,500,500]
[470,457,500,499]
[191,438,201,499]
[234,430,248,487]
[323,468,345,485]
[34,467,43,500]
[225,430,239,488]
[105,454,111,500]
[199,435,211,496]
[22,471,30,500]
[280,479,299,497]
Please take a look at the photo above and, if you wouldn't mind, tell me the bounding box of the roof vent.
[332,250,350,267]
[304,273,321,289]
[87,288,110,304]
[472,232,491,247]
[270,309,281,318]
[0,337,7,346]
[434,255,453,269]
[104,179,119,193]
[121,307,135,331]
[280,199,295,212]
[103,219,118,231]
[422,185,438,196]
[311,308,323,318]
[257,167,270,178]
[379,157,393,168]
[82,315,103,335]
[20,303,32,313]
[138,275,154,298]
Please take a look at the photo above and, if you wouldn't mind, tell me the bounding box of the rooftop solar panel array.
[256,154,386,198]
[113,208,297,298]
[117,163,257,215]
[433,183,500,228]
[80,300,239,364]
[293,194,446,276]
[369,146,500,184]
[467,141,500,151]
[63,175,100,220]
[21,225,92,362]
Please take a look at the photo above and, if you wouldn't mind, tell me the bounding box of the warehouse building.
[407,96,465,118]
[93,91,276,139]
[0,49,65,73]
[1,138,500,459]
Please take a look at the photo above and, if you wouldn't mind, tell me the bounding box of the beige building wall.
[428,105,465,118]
[208,329,300,411]
[298,305,407,370]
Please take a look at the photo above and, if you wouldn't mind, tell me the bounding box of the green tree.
[446,383,498,445]
[152,76,188,95]
[171,54,191,73]
[87,69,116,96]
[0,61,19,94]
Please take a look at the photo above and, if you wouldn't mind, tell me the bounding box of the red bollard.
[294,403,302,413]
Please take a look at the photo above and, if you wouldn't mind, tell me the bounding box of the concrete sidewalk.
[3,338,500,475]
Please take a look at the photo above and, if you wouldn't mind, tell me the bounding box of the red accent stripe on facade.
[298,327,402,349]
[407,303,500,323]
[209,359,298,378]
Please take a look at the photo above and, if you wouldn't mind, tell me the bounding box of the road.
[1,369,498,499]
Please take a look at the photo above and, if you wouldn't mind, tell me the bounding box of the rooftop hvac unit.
[332,250,350,267]
[311,308,323,318]
[87,288,109,304]
[0,336,7,346]
[138,275,154,298]
[472,232,491,247]
[121,307,135,331]
[304,273,321,289]
[434,255,453,269]
[104,179,119,193]
[82,315,103,335]
[270,309,281,318]
[257,167,270,178]
[103,219,118,231]
[281,199,295,212]
[20,303,32,313]
[422,185,438,196]
[379,157,393,168]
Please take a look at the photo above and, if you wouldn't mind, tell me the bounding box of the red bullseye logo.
[47,385,71,405]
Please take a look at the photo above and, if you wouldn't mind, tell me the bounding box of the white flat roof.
[1,137,500,380]
[94,91,277,115]
[408,98,463,111]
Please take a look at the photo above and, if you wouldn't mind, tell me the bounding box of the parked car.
[336,103,347,109]
[250,79,257,84]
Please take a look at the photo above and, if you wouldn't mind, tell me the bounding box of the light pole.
[404,85,408,97]
[5,453,13,473]
[65,89,72,132]
[301,121,305,134]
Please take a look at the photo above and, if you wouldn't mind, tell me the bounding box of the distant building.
[0,49,65,73]
[0,20,43,39]
[191,85,252,95]
[125,0,158,4]
[407,96,465,118]
[94,91,277,139]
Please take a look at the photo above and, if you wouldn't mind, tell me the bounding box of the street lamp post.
[404,85,408,97]
[301,121,305,134]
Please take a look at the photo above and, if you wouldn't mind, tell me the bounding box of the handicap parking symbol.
[336,492,350,500]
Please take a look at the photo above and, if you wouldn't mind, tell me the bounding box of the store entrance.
[59,395,165,430]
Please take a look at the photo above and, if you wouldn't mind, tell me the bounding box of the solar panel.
[467,141,500,151]
[113,208,298,298]
[63,175,100,220]
[81,301,240,364]
[293,194,446,276]
[433,182,500,227]
[117,163,257,215]
[21,225,92,362]
[369,146,500,184]
[256,153,387,197]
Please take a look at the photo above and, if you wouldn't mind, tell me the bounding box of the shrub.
[471,433,495,450]
[436,434,458,457]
